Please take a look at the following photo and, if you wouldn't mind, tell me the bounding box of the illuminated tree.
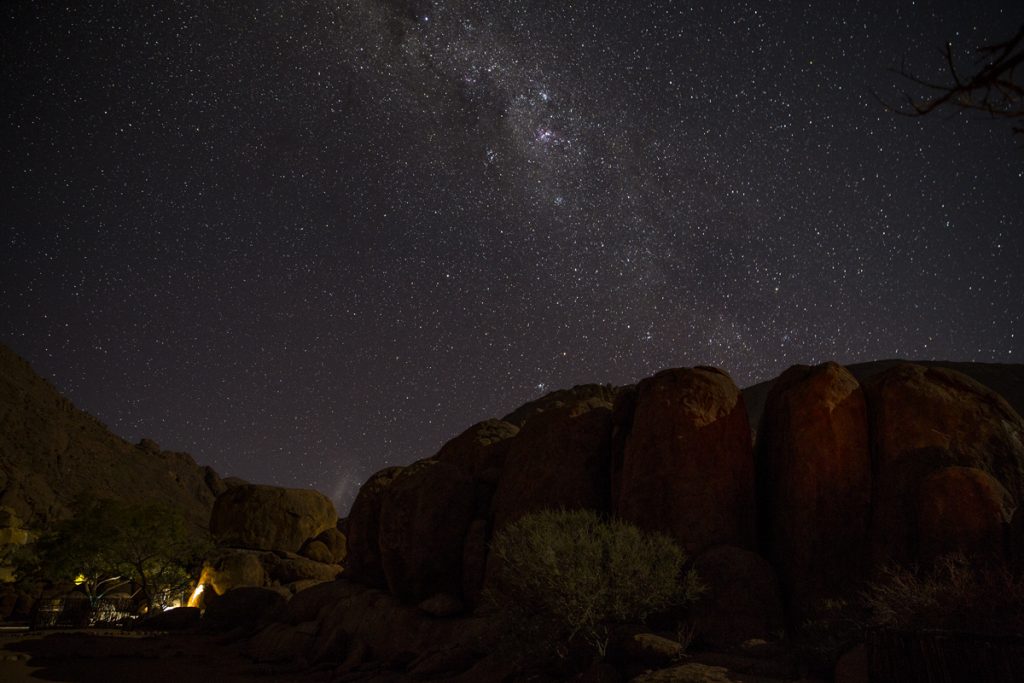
[25,498,209,614]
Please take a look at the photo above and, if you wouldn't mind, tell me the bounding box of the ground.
[0,628,330,683]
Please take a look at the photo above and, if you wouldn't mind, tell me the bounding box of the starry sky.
[2,0,1021,512]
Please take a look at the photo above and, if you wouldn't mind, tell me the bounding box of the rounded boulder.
[865,364,1024,565]
[210,484,337,553]
[616,367,755,554]
[755,362,871,619]
[917,466,1015,564]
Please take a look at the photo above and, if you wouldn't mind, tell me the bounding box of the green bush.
[485,508,703,659]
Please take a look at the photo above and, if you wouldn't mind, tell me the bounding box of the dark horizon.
[2,1,1021,512]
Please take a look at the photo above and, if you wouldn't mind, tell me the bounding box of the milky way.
[2,0,1021,511]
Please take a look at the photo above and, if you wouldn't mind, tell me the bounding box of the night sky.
[2,1,1021,512]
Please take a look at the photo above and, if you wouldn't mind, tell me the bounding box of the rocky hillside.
[0,344,227,531]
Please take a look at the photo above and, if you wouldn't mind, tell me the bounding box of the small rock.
[630,662,739,682]
[417,593,464,617]
[622,633,684,666]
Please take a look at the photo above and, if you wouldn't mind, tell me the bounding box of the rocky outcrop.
[247,578,498,666]
[864,364,1024,565]
[378,459,476,603]
[435,418,519,476]
[209,484,337,553]
[314,526,347,564]
[201,586,287,633]
[501,383,620,427]
[691,545,785,650]
[917,466,1015,564]
[742,359,1024,436]
[616,367,756,554]
[755,362,871,619]
[344,466,403,588]
[0,344,225,531]
[490,400,614,532]
[196,546,342,599]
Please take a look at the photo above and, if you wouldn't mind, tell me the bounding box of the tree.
[485,508,703,662]
[24,498,209,615]
[884,24,1024,136]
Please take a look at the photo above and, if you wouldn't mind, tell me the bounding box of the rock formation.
[209,484,337,553]
[916,466,1015,565]
[344,466,404,588]
[755,362,871,620]
[377,459,476,603]
[615,367,756,554]
[138,358,1024,683]
[490,399,614,532]
[197,484,344,600]
[864,363,1024,565]
[434,418,518,477]
[0,344,227,531]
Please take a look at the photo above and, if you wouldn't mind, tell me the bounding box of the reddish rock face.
[864,364,1024,565]
[344,466,404,588]
[378,460,477,603]
[461,519,489,607]
[917,466,1015,564]
[756,362,871,618]
[691,545,785,649]
[616,367,755,554]
[434,418,519,477]
[490,400,614,532]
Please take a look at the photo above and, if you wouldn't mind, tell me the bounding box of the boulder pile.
[195,484,345,606]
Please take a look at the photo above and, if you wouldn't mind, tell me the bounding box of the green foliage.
[22,497,210,613]
[485,508,703,659]
[862,554,1024,635]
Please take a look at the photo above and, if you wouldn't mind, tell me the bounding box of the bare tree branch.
[879,23,1024,136]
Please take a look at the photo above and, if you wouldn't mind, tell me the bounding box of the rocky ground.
[0,628,331,683]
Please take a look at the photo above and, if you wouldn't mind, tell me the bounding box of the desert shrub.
[794,598,870,674]
[485,508,703,660]
[862,554,1024,635]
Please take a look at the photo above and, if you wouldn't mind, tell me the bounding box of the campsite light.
[187,583,205,608]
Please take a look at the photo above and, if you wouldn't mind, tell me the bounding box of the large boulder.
[691,545,785,650]
[209,484,337,553]
[196,547,341,596]
[755,362,871,619]
[197,548,267,596]
[616,367,755,554]
[501,383,620,427]
[378,460,477,602]
[315,526,347,564]
[344,466,404,588]
[201,586,286,634]
[261,551,343,585]
[435,419,519,476]
[461,518,489,606]
[864,364,1024,565]
[136,606,201,631]
[490,400,614,532]
[917,466,1015,564]
[268,578,497,666]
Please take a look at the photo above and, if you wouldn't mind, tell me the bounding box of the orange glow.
[187,583,204,608]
